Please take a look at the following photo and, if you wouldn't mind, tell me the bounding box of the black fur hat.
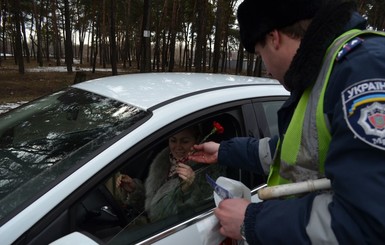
[237,0,325,53]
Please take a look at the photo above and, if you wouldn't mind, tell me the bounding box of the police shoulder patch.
[342,79,385,150]
[336,37,364,62]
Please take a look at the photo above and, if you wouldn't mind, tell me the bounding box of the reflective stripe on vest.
[267,29,385,187]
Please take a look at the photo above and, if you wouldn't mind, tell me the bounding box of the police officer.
[190,0,385,243]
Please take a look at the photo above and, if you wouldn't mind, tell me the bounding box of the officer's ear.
[266,30,281,50]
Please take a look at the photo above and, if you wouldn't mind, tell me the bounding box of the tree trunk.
[92,14,100,73]
[0,1,5,63]
[253,55,262,77]
[236,42,244,75]
[1,1,6,60]
[168,0,179,72]
[64,0,73,73]
[101,0,107,68]
[194,0,206,72]
[212,0,224,73]
[12,0,24,74]
[33,1,43,66]
[160,0,168,72]
[51,0,60,66]
[183,23,190,71]
[76,1,88,65]
[44,0,50,62]
[123,0,132,69]
[110,0,118,75]
[21,14,30,63]
[140,0,151,72]
[153,15,161,71]
[246,53,254,76]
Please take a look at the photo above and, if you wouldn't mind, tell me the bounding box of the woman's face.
[169,129,197,159]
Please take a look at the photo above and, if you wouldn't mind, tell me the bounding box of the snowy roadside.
[1,63,120,115]
[0,102,26,115]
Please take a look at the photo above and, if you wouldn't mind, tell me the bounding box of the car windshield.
[0,88,150,221]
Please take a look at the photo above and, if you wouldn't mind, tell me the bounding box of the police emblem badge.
[342,79,385,150]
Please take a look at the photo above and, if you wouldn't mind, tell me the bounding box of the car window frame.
[252,96,288,138]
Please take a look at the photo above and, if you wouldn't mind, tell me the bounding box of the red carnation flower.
[199,121,224,144]
[213,121,224,134]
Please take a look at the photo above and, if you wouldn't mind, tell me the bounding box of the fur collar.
[145,147,198,198]
[284,1,359,92]
[145,148,172,198]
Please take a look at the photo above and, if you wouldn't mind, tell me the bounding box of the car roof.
[73,72,282,110]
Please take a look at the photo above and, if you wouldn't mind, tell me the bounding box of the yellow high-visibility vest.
[267,29,385,187]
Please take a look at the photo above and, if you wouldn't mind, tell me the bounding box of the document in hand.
[206,174,251,206]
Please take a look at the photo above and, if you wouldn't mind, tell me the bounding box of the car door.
[88,101,250,244]
[23,96,287,245]
[102,97,288,244]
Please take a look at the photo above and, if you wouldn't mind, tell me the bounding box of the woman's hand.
[116,174,136,193]
[176,163,195,191]
[189,141,219,164]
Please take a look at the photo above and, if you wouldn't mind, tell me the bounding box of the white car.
[0,73,289,245]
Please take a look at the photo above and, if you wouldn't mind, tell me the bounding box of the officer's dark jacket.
[219,2,385,244]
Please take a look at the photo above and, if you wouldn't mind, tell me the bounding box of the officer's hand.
[214,198,250,240]
[189,141,219,164]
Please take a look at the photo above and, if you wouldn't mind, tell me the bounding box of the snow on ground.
[1,59,126,114]
[0,53,13,57]
[1,61,121,114]
[25,66,124,73]
[0,102,26,115]
[26,66,73,72]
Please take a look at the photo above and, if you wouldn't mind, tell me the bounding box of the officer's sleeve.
[325,35,385,243]
[243,192,343,244]
[217,136,278,176]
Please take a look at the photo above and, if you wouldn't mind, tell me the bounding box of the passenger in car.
[115,125,225,222]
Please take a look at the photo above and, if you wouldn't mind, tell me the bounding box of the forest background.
[1,0,384,103]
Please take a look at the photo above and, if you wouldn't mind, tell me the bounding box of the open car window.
[73,113,240,243]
